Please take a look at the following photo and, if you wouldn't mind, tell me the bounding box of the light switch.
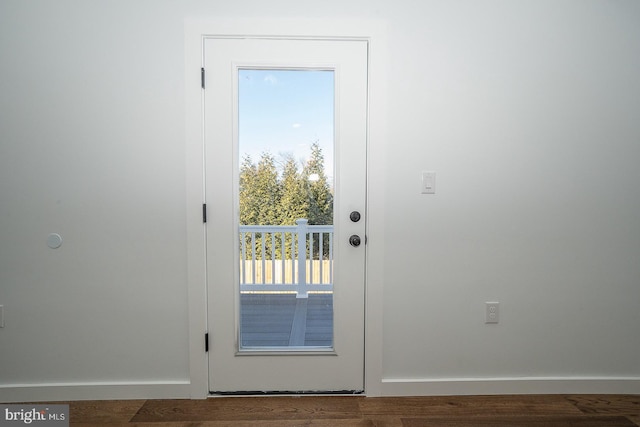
[421,171,436,194]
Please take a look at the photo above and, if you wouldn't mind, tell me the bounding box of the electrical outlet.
[485,302,499,324]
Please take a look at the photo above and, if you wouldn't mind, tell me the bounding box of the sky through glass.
[238,69,334,182]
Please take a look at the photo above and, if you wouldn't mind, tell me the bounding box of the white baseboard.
[3,378,638,401]
[380,377,640,396]
[0,381,191,402]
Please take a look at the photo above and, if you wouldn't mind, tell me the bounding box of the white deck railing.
[239,219,333,297]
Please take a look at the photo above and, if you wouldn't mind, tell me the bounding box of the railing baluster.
[251,232,256,285]
[271,233,276,284]
[319,232,324,284]
[309,232,314,285]
[329,231,333,284]
[280,232,285,284]
[261,234,266,284]
[291,230,296,285]
[241,232,246,285]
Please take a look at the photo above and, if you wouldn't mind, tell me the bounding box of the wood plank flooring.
[35,394,639,426]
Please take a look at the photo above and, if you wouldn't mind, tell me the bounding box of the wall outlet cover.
[485,302,499,324]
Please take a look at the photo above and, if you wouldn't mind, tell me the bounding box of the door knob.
[350,211,361,222]
[349,235,361,247]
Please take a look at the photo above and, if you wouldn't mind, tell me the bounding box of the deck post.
[295,218,309,298]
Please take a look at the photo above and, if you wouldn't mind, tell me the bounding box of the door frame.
[184,17,388,398]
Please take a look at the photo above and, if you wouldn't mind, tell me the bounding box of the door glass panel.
[237,69,335,350]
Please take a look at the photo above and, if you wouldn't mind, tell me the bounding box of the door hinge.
[202,203,207,223]
[205,333,209,352]
[201,67,205,89]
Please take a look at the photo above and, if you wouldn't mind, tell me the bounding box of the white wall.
[0,1,190,398]
[381,1,640,393]
[1,0,639,400]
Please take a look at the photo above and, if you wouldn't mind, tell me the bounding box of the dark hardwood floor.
[36,394,640,426]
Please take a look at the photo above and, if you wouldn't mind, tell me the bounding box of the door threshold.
[209,390,364,396]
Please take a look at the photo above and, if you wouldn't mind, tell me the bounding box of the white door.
[204,37,367,393]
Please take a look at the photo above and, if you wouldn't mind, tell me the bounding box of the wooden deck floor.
[240,293,333,348]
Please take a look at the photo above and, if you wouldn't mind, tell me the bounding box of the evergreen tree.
[239,155,258,226]
[303,141,333,226]
[303,142,333,259]
[239,152,280,258]
[238,144,333,260]
[278,153,308,225]
[278,154,308,259]
[248,152,280,225]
